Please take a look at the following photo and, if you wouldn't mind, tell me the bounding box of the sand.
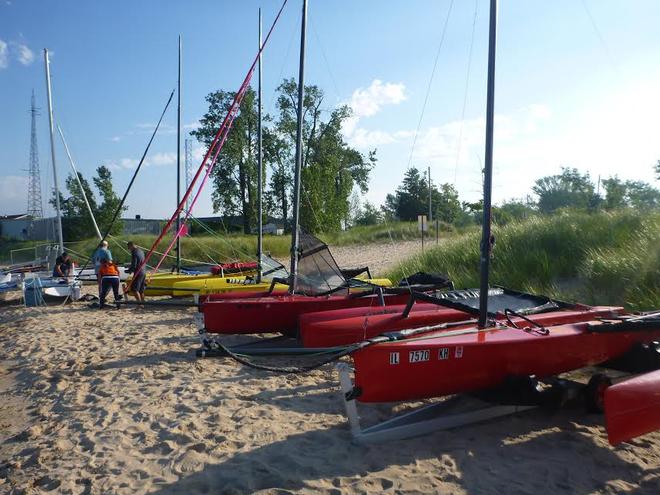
[0,242,659,494]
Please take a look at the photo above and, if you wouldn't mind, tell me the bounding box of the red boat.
[349,314,660,404]
[201,291,414,335]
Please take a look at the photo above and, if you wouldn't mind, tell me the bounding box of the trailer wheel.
[585,373,612,413]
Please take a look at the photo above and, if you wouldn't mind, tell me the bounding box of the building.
[0,214,58,241]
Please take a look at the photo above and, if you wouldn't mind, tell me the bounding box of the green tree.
[192,88,260,234]
[274,79,375,232]
[434,183,461,224]
[93,166,125,235]
[532,167,595,213]
[602,176,628,210]
[384,167,427,221]
[354,200,382,226]
[48,166,124,239]
[655,160,660,180]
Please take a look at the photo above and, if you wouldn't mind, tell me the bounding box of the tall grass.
[388,210,660,311]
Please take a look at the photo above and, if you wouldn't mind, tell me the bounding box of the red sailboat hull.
[201,293,412,335]
[605,369,660,445]
[352,316,659,403]
[301,306,619,348]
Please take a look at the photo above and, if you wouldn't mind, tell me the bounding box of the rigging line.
[266,6,300,114]
[453,0,478,185]
[580,0,621,76]
[73,89,175,280]
[405,0,455,171]
[309,16,341,98]
[185,215,247,261]
[138,0,290,283]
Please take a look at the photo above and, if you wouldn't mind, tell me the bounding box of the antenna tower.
[27,90,44,218]
[184,138,193,213]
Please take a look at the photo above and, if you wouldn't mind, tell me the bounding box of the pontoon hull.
[352,317,659,403]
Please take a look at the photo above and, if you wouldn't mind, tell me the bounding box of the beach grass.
[388,209,660,311]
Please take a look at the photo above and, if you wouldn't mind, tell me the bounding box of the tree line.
[352,164,660,228]
[192,79,375,234]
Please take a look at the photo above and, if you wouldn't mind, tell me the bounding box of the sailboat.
[330,0,660,446]
[196,0,454,343]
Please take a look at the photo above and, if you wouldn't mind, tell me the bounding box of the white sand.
[0,242,659,494]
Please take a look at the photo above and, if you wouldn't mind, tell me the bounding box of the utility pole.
[428,165,432,223]
[27,90,44,218]
[44,49,64,254]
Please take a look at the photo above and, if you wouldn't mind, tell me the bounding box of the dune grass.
[1,220,460,268]
[388,209,660,311]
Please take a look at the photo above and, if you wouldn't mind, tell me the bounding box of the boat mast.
[257,8,264,283]
[57,125,102,240]
[44,49,65,255]
[289,0,308,294]
[478,0,498,329]
[176,35,182,273]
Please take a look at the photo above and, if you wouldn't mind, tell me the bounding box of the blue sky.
[1,0,660,220]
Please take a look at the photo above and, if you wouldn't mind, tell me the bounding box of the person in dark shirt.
[126,241,146,305]
[52,252,74,278]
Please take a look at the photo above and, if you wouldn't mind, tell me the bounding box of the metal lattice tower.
[184,138,193,213]
[27,90,44,218]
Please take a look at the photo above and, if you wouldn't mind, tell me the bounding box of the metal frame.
[336,362,535,443]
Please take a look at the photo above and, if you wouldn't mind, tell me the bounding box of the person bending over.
[98,260,122,309]
[52,252,74,279]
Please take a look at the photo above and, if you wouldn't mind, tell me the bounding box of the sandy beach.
[0,242,659,494]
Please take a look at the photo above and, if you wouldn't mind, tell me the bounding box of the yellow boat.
[126,271,255,297]
[172,276,393,297]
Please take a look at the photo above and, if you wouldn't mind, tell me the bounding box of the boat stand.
[336,363,536,443]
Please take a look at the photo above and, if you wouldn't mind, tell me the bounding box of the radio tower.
[184,138,193,213]
[27,90,44,218]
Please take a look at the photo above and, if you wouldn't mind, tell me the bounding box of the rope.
[138,0,290,285]
[453,0,478,185]
[405,0,455,171]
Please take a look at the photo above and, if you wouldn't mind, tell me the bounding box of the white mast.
[44,49,65,254]
[57,125,102,240]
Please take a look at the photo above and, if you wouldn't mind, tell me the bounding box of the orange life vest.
[99,261,120,277]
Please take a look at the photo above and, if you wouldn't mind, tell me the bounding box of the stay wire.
[453,0,478,185]
[405,0,455,171]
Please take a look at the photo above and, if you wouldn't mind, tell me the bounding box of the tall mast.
[176,35,182,273]
[44,49,64,254]
[478,0,498,329]
[289,0,308,294]
[256,8,264,283]
[57,125,102,240]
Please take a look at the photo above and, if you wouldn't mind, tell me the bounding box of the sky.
[1,0,660,220]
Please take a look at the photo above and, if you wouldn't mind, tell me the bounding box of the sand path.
[0,298,659,494]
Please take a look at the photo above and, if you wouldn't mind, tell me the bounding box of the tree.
[655,160,660,180]
[274,79,375,232]
[354,200,382,226]
[192,88,260,234]
[48,166,124,240]
[93,166,125,235]
[384,167,427,221]
[532,167,595,213]
[434,183,461,224]
[602,176,660,210]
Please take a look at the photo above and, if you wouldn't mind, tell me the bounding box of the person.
[52,252,74,278]
[98,259,122,309]
[92,240,113,293]
[126,241,146,305]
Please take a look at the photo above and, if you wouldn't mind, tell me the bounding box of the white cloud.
[105,151,177,171]
[15,43,33,65]
[0,39,8,69]
[349,79,407,118]
[342,79,408,146]
[0,175,29,213]
[110,136,121,142]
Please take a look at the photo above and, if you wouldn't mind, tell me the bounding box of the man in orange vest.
[99,260,122,309]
